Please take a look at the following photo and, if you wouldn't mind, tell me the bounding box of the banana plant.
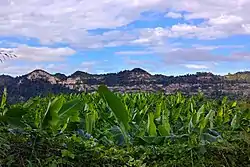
[98,85,130,145]
[40,96,82,135]
[85,103,98,134]
[0,88,27,128]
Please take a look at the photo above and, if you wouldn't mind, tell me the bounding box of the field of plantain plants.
[0,85,250,166]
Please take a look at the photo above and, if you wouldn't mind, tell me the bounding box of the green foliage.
[0,86,249,166]
[85,107,98,134]
[0,87,7,109]
[98,85,129,131]
[98,85,130,144]
[226,72,250,82]
[41,96,64,129]
[147,112,157,137]
[0,88,27,127]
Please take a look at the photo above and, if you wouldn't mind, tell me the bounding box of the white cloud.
[184,64,209,69]
[45,63,69,72]
[171,24,197,32]
[131,38,151,44]
[0,0,250,76]
[0,0,167,48]
[0,63,39,76]
[0,0,249,50]
[192,44,245,50]
[242,24,250,33]
[136,1,250,41]
[122,56,162,72]
[81,61,97,66]
[177,1,250,38]
[115,50,153,55]
[169,24,229,39]
[165,12,182,19]
[208,15,243,25]
[78,61,98,73]
[0,44,76,62]
[95,70,106,74]
[0,0,249,48]
[0,62,71,76]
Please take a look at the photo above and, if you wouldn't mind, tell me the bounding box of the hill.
[1,68,250,103]
[225,71,250,82]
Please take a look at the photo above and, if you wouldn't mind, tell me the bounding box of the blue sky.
[0,0,250,76]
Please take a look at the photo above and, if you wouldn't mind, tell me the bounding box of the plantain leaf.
[231,113,239,130]
[199,110,215,133]
[1,107,27,128]
[0,87,7,109]
[217,107,223,124]
[85,109,98,134]
[190,102,194,113]
[154,102,162,119]
[158,110,171,136]
[196,105,205,124]
[172,107,181,123]
[49,97,64,126]
[98,85,129,131]
[158,124,170,136]
[42,97,64,129]
[202,133,221,143]
[41,101,51,129]
[188,117,193,134]
[231,101,237,108]
[147,112,157,137]
[58,99,82,122]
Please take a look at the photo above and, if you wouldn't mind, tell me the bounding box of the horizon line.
[1,67,250,78]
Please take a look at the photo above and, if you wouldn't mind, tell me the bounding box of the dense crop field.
[0,85,250,166]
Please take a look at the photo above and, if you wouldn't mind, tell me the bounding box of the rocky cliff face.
[1,68,250,103]
[25,69,61,84]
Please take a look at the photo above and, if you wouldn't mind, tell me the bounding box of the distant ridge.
[3,67,246,79]
[1,68,250,104]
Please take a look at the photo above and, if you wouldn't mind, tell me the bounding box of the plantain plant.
[0,85,249,166]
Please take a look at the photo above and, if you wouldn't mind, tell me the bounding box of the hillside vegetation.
[2,68,250,104]
[0,86,249,166]
[225,72,250,82]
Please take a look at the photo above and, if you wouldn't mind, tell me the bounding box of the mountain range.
[1,68,250,103]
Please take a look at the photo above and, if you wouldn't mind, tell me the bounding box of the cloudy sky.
[0,0,250,76]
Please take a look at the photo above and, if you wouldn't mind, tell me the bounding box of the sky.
[0,0,250,76]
